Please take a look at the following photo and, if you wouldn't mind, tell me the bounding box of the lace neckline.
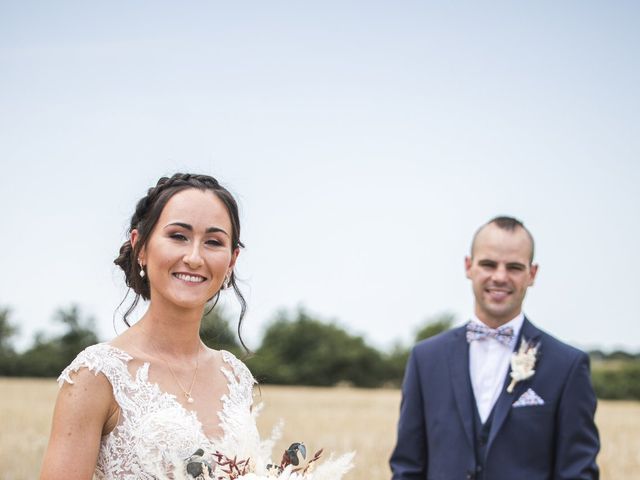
[103,343,236,443]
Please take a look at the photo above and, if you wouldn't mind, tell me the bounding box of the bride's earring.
[139,261,145,278]
[223,271,231,289]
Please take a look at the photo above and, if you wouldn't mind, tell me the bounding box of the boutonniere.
[507,338,539,393]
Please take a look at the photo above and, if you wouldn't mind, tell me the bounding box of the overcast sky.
[1,1,639,353]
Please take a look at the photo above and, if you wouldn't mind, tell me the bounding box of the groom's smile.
[485,286,512,302]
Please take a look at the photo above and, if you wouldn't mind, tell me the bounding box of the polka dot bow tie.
[465,322,515,347]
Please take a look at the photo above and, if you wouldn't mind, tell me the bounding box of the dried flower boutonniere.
[507,338,539,393]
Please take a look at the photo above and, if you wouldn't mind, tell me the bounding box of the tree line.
[0,305,638,399]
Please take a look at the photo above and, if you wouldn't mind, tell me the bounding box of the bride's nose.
[183,245,204,269]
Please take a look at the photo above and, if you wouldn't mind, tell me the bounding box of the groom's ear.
[464,256,472,278]
[528,263,539,285]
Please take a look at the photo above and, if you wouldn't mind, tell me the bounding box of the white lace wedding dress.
[59,343,260,479]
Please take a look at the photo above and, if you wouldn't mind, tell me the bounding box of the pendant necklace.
[164,348,200,404]
[150,337,201,404]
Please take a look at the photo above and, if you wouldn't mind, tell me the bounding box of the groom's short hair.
[470,216,535,263]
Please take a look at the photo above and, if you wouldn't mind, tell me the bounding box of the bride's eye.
[170,233,188,241]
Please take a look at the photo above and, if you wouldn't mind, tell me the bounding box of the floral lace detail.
[58,343,257,480]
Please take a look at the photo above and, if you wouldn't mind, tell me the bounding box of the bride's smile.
[173,273,207,283]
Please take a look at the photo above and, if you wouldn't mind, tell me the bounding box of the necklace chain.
[148,336,200,404]
[163,349,199,404]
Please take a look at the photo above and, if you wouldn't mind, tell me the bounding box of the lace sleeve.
[58,343,132,387]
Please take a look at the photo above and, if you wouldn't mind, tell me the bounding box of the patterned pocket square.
[512,388,545,407]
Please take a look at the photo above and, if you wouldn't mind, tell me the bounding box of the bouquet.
[138,404,354,480]
[181,441,352,480]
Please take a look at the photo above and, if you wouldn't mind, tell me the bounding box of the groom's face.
[465,224,538,328]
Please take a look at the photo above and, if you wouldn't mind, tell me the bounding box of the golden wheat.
[0,378,637,479]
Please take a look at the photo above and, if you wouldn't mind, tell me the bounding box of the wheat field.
[0,378,638,479]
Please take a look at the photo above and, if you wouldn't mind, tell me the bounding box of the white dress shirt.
[468,313,524,422]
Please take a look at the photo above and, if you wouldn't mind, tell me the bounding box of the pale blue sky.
[1,1,639,352]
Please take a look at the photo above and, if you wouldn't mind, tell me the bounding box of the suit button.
[476,465,484,472]
[466,472,475,479]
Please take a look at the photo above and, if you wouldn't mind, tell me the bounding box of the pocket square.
[512,388,545,407]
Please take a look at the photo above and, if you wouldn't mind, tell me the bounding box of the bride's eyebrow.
[165,222,230,237]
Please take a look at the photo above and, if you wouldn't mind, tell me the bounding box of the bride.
[40,173,259,479]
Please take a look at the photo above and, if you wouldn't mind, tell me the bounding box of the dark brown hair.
[114,173,247,348]
[470,215,535,263]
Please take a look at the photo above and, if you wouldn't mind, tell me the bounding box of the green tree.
[199,307,241,356]
[381,342,410,388]
[414,312,455,343]
[0,306,17,353]
[605,350,636,361]
[56,305,99,363]
[0,306,19,375]
[380,312,457,386]
[18,305,99,377]
[591,360,640,400]
[247,308,386,387]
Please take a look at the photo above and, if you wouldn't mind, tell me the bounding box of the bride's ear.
[228,247,240,270]
[131,229,145,263]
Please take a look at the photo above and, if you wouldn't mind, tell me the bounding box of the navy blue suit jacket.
[390,319,599,480]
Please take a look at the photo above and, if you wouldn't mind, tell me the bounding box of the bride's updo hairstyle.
[114,173,246,333]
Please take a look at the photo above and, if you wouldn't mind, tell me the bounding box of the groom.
[390,216,599,479]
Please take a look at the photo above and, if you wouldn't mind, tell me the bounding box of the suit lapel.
[447,327,474,449]
[486,318,543,455]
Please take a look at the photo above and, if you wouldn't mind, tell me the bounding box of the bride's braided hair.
[114,173,247,344]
